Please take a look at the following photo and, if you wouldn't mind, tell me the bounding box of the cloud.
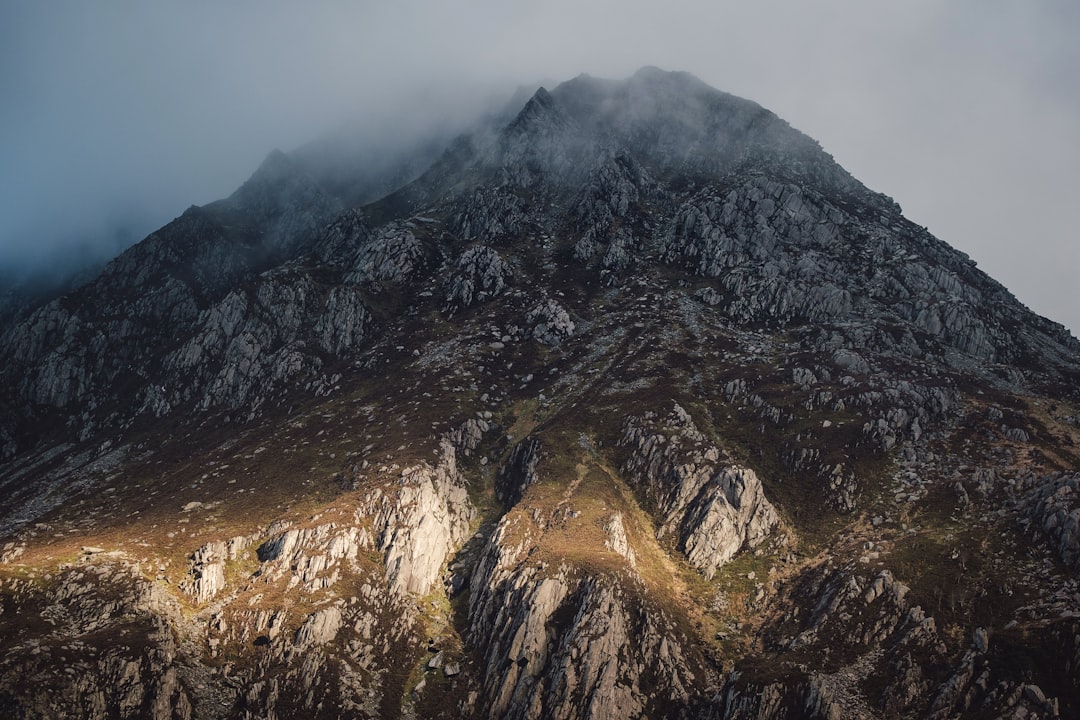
[1,1,1076,334]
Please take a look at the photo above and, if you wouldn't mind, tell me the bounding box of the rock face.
[1024,473,1080,575]
[623,405,780,577]
[369,441,476,596]
[0,150,342,415]
[444,245,514,313]
[527,298,576,346]
[180,536,250,603]
[496,436,542,506]
[603,512,637,568]
[465,518,703,719]
[2,67,1079,720]
[294,604,344,648]
[254,440,475,599]
[0,562,194,720]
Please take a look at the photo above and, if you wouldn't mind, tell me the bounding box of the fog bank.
[2,1,1077,334]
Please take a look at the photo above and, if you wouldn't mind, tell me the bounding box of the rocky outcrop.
[293,604,344,649]
[180,535,251,603]
[569,151,661,286]
[925,624,1071,720]
[445,416,492,457]
[730,564,947,720]
[573,152,657,227]
[315,285,373,355]
[659,179,854,326]
[622,404,779,577]
[233,581,421,719]
[450,187,530,241]
[1022,473,1080,575]
[603,513,637,568]
[163,269,371,413]
[0,149,340,418]
[254,442,475,599]
[527,299,576,346]
[257,521,372,593]
[715,673,837,720]
[364,440,476,596]
[772,566,936,653]
[344,221,426,288]
[0,561,193,720]
[0,444,475,718]
[465,514,703,719]
[443,245,513,312]
[496,437,541,506]
[655,169,1079,373]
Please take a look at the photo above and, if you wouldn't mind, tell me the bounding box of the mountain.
[1,67,1078,719]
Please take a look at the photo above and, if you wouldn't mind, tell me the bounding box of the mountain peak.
[505,85,571,135]
[235,148,297,191]
[0,69,1077,720]
[530,85,554,105]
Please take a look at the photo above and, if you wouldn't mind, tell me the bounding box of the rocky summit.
[1,67,1078,719]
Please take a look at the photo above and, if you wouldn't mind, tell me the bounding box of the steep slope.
[1,68,1078,719]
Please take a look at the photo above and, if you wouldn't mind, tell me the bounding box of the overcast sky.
[1,1,1077,335]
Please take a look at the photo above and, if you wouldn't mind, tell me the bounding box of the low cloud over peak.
[1,1,1077,334]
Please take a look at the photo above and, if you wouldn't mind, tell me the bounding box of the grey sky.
[2,1,1077,335]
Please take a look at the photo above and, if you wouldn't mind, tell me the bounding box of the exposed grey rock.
[443,245,513,312]
[622,405,780,577]
[599,227,638,285]
[1002,425,1030,443]
[659,179,854,326]
[294,604,344,648]
[446,417,491,457]
[573,151,655,226]
[0,561,194,720]
[161,267,373,413]
[826,463,859,513]
[1023,473,1080,575]
[315,285,372,355]
[179,540,228,604]
[467,524,701,720]
[450,187,530,241]
[0,148,341,424]
[365,440,476,595]
[257,521,372,592]
[344,221,425,288]
[311,209,371,266]
[527,299,575,346]
[572,229,600,262]
[833,349,870,376]
[603,512,637,568]
[694,287,724,306]
[497,437,541,506]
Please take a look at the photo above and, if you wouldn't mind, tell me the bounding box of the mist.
[2,1,1077,335]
